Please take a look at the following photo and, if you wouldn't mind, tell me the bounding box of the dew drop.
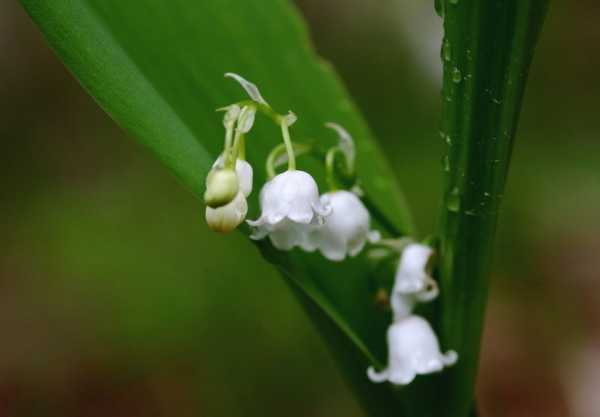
[449,0,459,4]
[446,187,460,212]
[445,134,453,146]
[452,67,462,83]
[442,40,452,62]
[443,155,450,172]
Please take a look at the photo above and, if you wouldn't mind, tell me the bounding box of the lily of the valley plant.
[204,73,457,385]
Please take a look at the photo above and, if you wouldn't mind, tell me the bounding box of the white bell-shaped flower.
[391,243,439,319]
[306,190,380,261]
[212,155,253,197]
[205,191,248,233]
[367,315,457,385]
[248,170,331,250]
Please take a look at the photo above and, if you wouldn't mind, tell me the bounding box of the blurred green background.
[1,1,599,416]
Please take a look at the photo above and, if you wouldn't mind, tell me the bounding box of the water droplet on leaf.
[452,67,462,83]
[442,40,452,62]
[446,187,460,212]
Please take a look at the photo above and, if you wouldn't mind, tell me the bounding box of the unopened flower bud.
[205,192,248,233]
[204,168,239,208]
[221,104,241,128]
[236,106,256,134]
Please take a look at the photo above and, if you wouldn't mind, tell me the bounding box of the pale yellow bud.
[204,168,239,208]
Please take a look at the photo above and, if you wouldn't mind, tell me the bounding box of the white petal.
[367,367,389,383]
[259,170,322,226]
[298,228,319,252]
[225,72,268,105]
[388,367,417,385]
[205,192,248,233]
[318,235,347,261]
[392,243,435,297]
[312,199,333,218]
[267,212,286,225]
[288,211,315,224]
[249,170,328,251]
[309,191,373,261]
[384,316,457,385]
[268,220,311,250]
[390,244,439,318]
[398,244,433,281]
[269,228,300,251]
[347,232,368,257]
[249,225,269,241]
[235,159,253,197]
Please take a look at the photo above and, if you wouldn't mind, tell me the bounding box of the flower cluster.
[204,73,379,262]
[204,74,457,387]
[367,243,457,385]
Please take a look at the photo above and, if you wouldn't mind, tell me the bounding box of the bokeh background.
[1,1,599,416]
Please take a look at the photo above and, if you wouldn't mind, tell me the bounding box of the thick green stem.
[435,1,549,417]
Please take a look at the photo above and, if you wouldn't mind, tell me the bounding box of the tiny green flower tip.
[219,104,241,128]
[224,72,268,105]
[282,111,297,126]
[236,105,256,133]
[325,122,356,171]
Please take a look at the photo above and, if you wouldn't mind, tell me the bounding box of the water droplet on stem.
[452,67,462,83]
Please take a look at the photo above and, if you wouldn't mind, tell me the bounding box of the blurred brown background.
[1,1,599,416]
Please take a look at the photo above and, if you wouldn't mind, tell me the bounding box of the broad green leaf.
[435,1,549,417]
[20,0,415,415]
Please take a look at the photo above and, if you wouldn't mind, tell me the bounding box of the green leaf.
[20,0,415,415]
[435,1,549,416]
